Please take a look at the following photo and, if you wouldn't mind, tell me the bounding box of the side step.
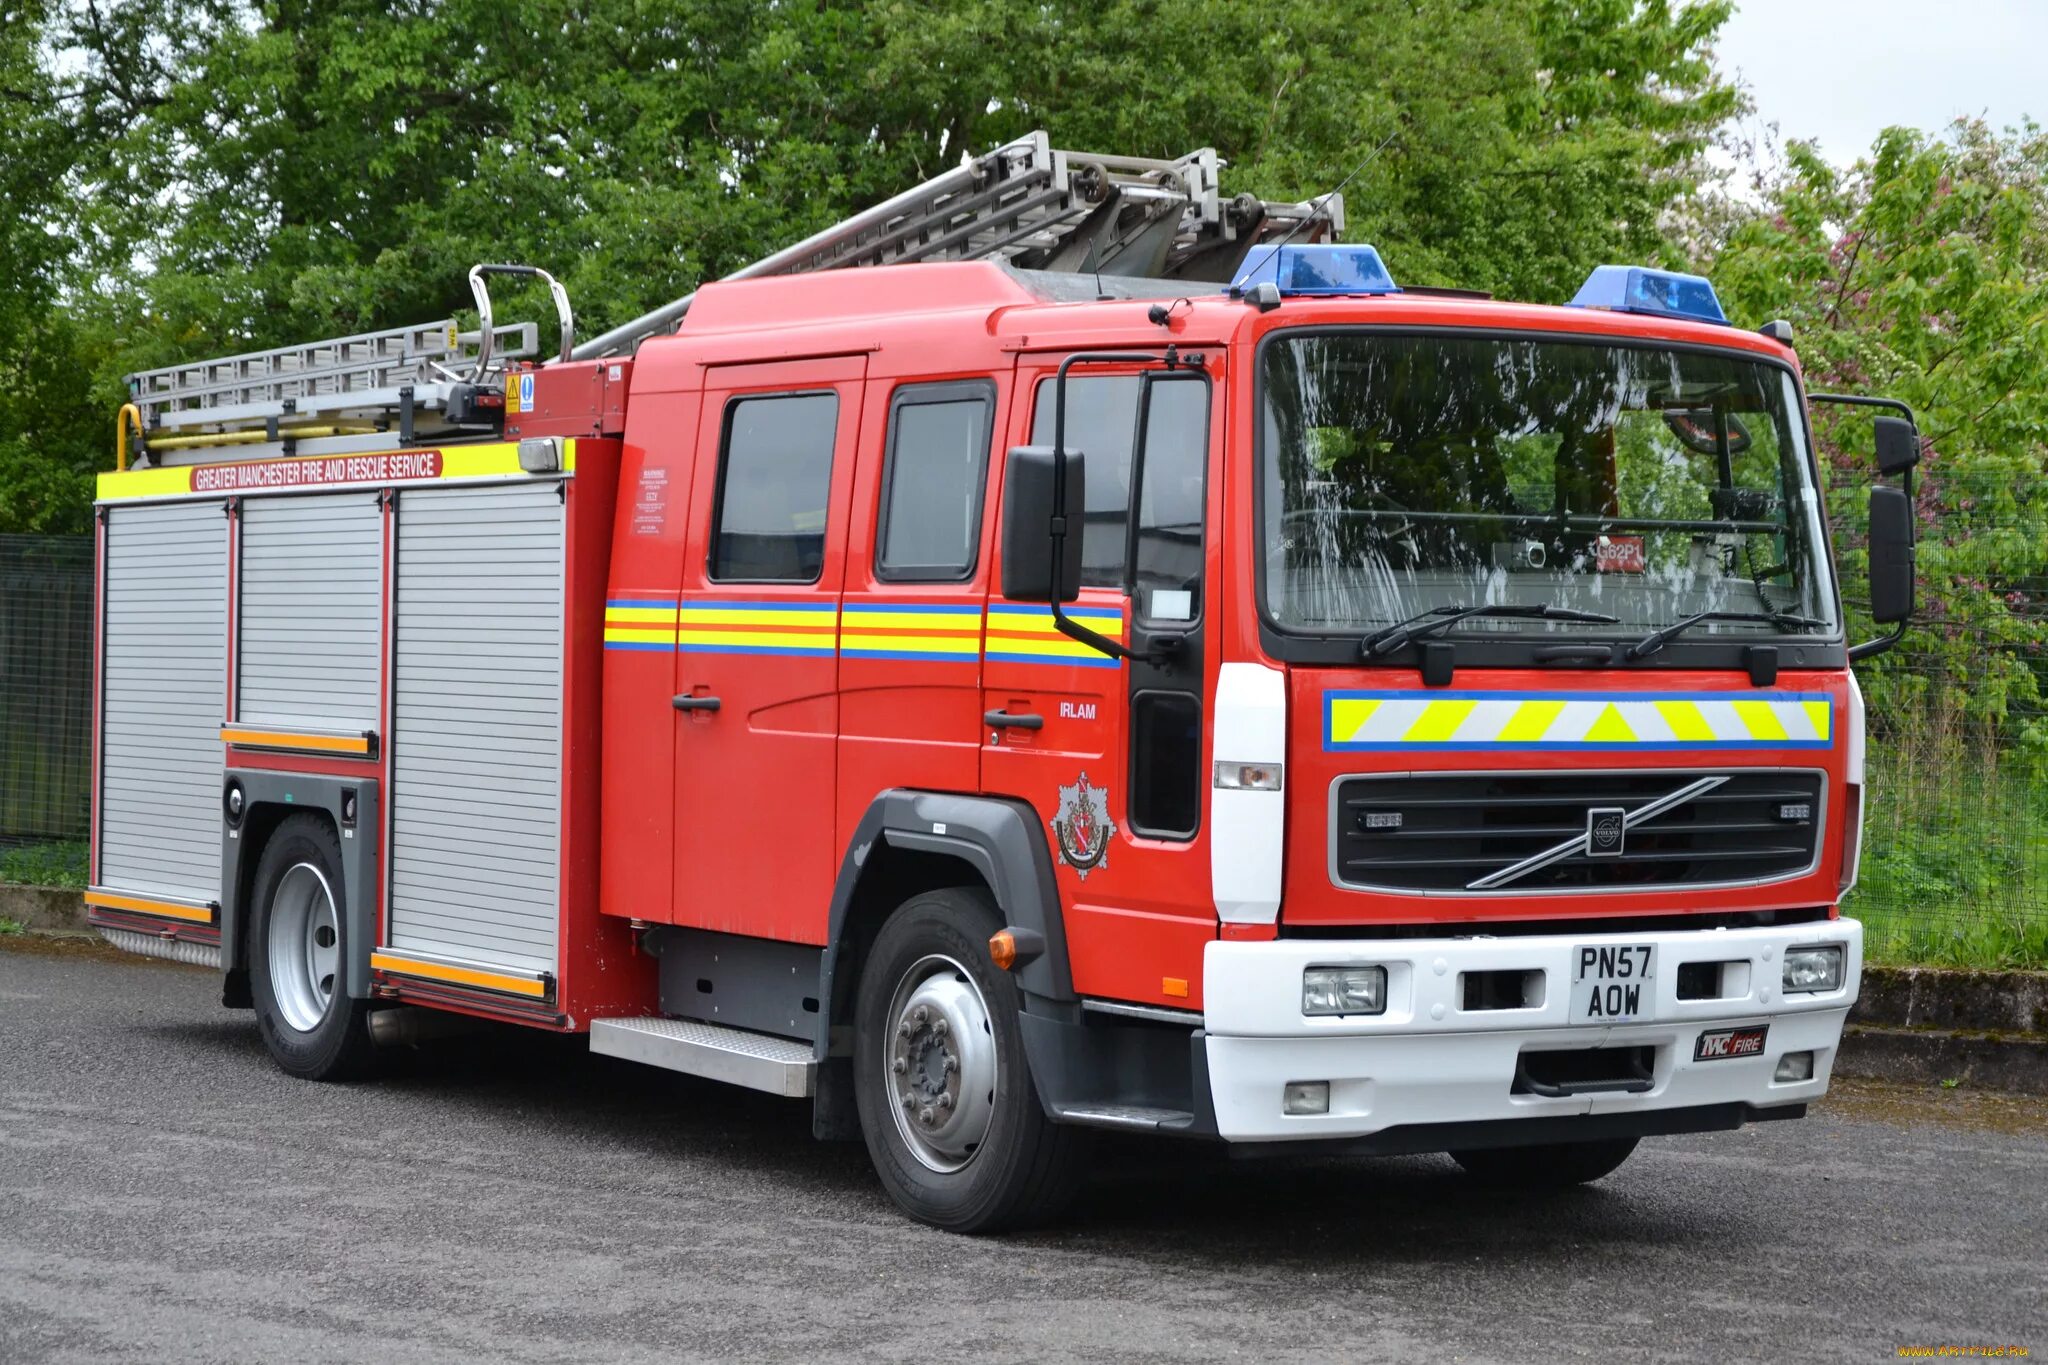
[589,1017,815,1098]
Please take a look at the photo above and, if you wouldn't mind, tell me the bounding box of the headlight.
[1782,945,1845,993]
[1303,965,1387,1016]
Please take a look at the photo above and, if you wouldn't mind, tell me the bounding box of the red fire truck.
[88,132,1920,1231]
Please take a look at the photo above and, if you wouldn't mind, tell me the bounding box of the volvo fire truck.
[88,132,1920,1231]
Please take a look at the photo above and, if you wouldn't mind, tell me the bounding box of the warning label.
[189,450,443,493]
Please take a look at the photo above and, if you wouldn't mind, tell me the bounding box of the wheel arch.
[220,770,380,1003]
[812,790,1072,1140]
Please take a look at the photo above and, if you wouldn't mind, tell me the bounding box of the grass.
[1850,737,2048,971]
[0,917,23,936]
[0,839,88,890]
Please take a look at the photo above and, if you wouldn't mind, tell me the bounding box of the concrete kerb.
[0,884,88,935]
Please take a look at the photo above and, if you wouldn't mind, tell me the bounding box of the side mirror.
[1873,416,1920,476]
[1867,484,1915,624]
[999,445,1085,603]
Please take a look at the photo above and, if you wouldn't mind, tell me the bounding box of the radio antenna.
[1236,127,1400,290]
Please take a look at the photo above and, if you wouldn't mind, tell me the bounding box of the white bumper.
[1202,920,1861,1142]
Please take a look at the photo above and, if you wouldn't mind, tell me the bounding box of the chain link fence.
[0,535,93,887]
[0,511,2042,963]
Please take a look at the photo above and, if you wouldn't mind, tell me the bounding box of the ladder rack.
[125,130,1340,463]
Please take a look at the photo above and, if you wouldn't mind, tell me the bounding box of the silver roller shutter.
[100,500,227,902]
[237,493,382,728]
[388,482,563,974]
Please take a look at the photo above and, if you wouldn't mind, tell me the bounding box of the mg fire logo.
[1587,806,1626,858]
[1051,772,1116,880]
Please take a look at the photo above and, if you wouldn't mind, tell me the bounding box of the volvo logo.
[1465,775,1730,891]
[1587,807,1626,857]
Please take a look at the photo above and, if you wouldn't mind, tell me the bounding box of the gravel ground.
[2,936,2043,1364]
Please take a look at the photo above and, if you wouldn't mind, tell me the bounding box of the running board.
[589,1017,815,1098]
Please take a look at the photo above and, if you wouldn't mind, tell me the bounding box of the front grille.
[1334,770,1824,894]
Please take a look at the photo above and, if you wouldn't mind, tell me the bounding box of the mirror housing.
[1873,416,1920,476]
[999,445,1084,603]
[1866,485,1915,625]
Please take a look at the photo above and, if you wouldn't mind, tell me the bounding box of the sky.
[1714,0,2046,164]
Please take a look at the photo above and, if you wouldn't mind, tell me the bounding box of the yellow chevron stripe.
[1732,699,1788,741]
[1654,700,1716,742]
[1499,700,1564,743]
[1329,697,1381,741]
[1403,699,1475,743]
[1583,703,1637,743]
[1802,700,1832,739]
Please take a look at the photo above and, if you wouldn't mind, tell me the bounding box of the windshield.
[1258,332,1839,643]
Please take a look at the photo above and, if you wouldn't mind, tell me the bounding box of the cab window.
[710,392,837,582]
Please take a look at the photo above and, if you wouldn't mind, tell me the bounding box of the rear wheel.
[1449,1137,1638,1188]
[250,814,377,1081]
[853,886,1087,1232]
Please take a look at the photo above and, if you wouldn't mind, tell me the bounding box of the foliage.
[1,0,1738,533]
[0,839,89,889]
[1703,122,2048,738]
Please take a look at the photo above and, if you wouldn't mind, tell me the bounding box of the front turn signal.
[989,930,1018,971]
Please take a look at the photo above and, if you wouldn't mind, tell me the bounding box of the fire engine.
[87,132,1920,1231]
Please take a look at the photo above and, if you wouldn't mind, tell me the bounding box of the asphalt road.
[2,938,2043,1365]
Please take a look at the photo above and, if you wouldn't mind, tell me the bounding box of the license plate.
[1571,943,1655,1023]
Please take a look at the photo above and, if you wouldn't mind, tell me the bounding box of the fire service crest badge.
[1051,772,1116,879]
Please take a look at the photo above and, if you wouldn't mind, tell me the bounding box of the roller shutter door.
[237,493,382,728]
[99,500,227,901]
[388,483,563,974]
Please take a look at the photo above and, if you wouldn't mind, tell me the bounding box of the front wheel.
[852,886,1087,1232]
[250,814,378,1081]
[1448,1137,1638,1188]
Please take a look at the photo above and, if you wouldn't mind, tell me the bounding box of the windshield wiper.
[1362,603,1620,658]
[1624,609,1828,661]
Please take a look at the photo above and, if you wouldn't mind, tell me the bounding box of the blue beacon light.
[1231,243,1400,297]
[1569,265,1728,325]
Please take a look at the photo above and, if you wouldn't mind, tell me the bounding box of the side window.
[710,392,838,582]
[876,380,995,581]
[1030,374,1140,587]
[1132,377,1210,623]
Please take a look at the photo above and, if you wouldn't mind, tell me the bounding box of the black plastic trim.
[219,770,380,1000]
[1221,1101,1806,1160]
[818,789,1074,1066]
[1249,325,1850,672]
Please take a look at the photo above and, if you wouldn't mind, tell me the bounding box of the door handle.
[671,694,722,713]
[983,709,1042,730]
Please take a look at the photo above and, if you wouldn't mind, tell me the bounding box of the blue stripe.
[606,598,681,609]
[603,641,676,652]
[675,643,834,658]
[985,650,1123,669]
[988,603,1123,621]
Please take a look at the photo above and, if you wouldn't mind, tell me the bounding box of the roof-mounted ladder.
[124,131,1339,464]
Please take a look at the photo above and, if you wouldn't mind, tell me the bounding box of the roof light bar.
[1569,265,1728,325]
[1232,243,1399,298]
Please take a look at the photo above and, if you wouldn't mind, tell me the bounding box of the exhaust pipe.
[368,1006,492,1049]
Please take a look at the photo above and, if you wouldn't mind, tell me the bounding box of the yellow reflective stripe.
[85,890,215,923]
[985,613,1125,638]
[1731,700,1789,741]
[1328,697,1382,742]
[97,440,574,501]
[603,627,675,646]
[676,608,839,627]
[370,951,549,999]
[1583,703,1637,744]
[1802,700,1832,739]
[1499,700,1565,743]
[1403,699,1475,743]
[676,628,837,648]
[986,634,1119,657]
[95,464,189,501]
[1654,700,1716,742]
[604,606,681,625]
[841,611,981,632]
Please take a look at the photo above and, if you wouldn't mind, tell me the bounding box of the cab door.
[672,355,865,943]
[981,357,1219,1009]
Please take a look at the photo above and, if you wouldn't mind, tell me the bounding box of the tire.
[249,814,378,1081]
[852,885,1088,1232]
[1449,1137,1639,1188]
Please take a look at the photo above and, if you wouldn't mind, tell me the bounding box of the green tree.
[1706,121,2048,734]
